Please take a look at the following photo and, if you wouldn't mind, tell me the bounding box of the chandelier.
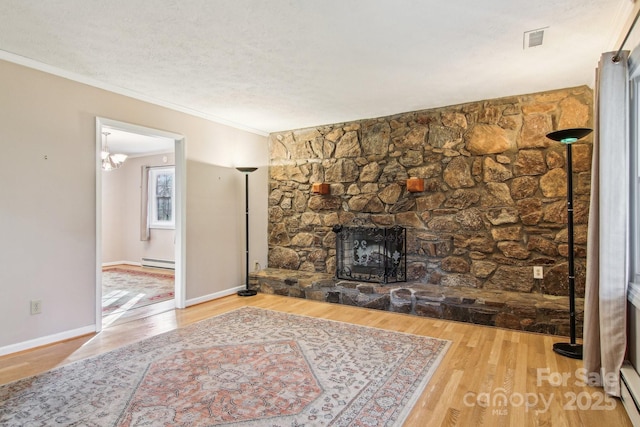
[101,131,127,171]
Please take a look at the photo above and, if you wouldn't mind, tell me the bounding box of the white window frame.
[630,48,640,307]
[148,166,175,229]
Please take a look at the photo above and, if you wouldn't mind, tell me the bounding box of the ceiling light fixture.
[101,131,127,171]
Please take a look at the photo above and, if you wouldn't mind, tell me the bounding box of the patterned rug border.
[1,306,452,426]
[245,306,455,346]
[102,267,175,279]
[5,306,451,384]
[241,307,453,424]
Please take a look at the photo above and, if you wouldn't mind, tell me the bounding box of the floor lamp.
[545,127,593,359]
[236,167,258,297]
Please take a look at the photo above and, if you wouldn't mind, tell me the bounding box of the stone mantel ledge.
[249,268,584,337]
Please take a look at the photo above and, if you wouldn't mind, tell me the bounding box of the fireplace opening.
[333,220,406,284]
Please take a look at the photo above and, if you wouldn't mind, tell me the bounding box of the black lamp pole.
[236,167,258,297]
[546,127,592,359]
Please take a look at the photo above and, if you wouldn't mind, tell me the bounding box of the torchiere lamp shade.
[236,167,258,173]
[546,128,592,144]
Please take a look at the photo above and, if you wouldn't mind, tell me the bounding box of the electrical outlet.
[30,300,42,315]
[533,266,544,279]
[253,261,261,271]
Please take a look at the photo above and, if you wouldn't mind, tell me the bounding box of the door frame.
[95,117,186,331]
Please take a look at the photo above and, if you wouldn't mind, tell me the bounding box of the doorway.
[95,118,186,331]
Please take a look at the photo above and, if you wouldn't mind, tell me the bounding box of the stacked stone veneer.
[266,86,593,335]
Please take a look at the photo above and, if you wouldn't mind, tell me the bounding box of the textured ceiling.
[102,127,174,157]
[0,0,633,135]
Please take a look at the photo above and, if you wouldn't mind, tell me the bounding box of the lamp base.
[553,342,583,359]
[237,289,258,297]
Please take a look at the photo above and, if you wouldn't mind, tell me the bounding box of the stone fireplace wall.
[267,86,593,299]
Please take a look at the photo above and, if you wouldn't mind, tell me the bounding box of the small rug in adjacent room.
[0,307,450,426]
[102,268,174,314]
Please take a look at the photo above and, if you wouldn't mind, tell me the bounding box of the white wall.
[102,152,176,265]
[0,59,269,352]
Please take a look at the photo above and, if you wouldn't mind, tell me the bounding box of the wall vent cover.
[523,27,548,49]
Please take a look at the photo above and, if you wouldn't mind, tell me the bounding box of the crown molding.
[0,50,269,137]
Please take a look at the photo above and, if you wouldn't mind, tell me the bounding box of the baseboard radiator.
[621,362,640,426]
[141,258,175,270]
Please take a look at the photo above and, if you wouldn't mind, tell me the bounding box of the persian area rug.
[0,307,450,426]
[102,268,174,314]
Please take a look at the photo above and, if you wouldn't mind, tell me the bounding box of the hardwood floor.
[0,293,632,426]
[101,264,175,327]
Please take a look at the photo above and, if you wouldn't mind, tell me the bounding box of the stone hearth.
[250,268,583,337]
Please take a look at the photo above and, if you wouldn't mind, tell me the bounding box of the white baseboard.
[1,286,244,357]
[0,324,96,357]
[186,285,245,307]
[622,361,640,427]
[102,260,141,267]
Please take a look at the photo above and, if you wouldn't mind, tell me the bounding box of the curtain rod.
[613,8,640,63]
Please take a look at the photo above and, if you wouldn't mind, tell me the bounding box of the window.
[149,167,175,229]
[630,49,640,304]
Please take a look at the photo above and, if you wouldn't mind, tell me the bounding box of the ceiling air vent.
[523,27,548,49]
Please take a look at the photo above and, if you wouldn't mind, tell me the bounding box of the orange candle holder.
[406,177,424,193]
[312,183,330,194]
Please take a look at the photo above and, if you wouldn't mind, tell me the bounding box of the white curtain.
[140,165,150,241]
[583,51,629,397]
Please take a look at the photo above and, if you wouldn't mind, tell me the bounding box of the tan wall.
[102,152,176,265]
[0,59,268,350]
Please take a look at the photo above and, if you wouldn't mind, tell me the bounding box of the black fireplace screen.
[333,222,406,283]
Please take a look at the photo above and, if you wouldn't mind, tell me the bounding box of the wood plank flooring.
[0,293,632,426]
